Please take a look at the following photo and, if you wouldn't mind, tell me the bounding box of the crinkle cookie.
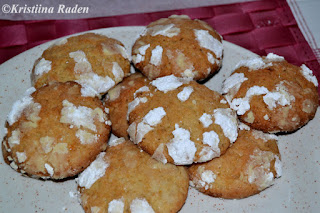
[2,82,111,179]
[77,138,189,213]
[189,127,282,199]
[132,15,223,81]
[31,33,130,97]
[105,73,150,138]
[222,53,319,133]
[127,75,238,165]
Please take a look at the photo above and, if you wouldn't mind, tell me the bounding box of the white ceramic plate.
[0,26,319,213]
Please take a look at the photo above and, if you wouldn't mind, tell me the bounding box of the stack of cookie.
[1,14,319,212]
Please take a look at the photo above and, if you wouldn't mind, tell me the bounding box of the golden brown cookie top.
[127,75,238,165]
[2,82,111,179]
[105,73,151,138]
[77,139,189,213]
[31,33,130,97]
[222,53,319,133]
[132,15,223,81]
[189,127,282,199]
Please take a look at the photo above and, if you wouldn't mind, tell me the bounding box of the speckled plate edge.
[0,26,319,213]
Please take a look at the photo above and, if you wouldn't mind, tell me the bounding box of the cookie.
[77,138,189,213]
[188,127,282,199]
[222,53,319,133]
[127,75,238,165]
[31,33,130,97]
[132,15,223,81]
[2,82,111,179]
[105,73,150,138]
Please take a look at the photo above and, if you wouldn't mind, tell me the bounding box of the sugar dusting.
[166,124,197,165]
[34,58,52,77]
[213,108,238,143]
[177,86,194,102]
[194,29,223,58]
[150,45,163,66]
[77,152,108,189]
[7,87,37,125]
[151,75,183,93]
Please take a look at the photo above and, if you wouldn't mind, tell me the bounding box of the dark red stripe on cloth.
[0,0,319,96]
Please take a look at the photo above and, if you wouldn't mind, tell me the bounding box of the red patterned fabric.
[0,0,319,96]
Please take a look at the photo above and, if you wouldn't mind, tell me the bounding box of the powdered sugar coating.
[76,72,115,96]
[230,86,269,115]
[263,82,295,110]
[34,58,52,76]
[75,129,98,144]
[130,198,155,213]
[274,155,282,178]
[108,198,125,213]
[201,170,217,187]
[16,152,27,163]
[220,99,227,104]
[134,86,150,98]
[77,152,108,189]
[151,75,183,93]
[202,131,220,157]
[300,64,318,87]
[152,143,167,164]
[199,113,213,128]
[7,87,37,125]
[222,73,248,95]
[234,57,271,70]
[69,50,117,96]
[143,107,166,126]
[197,147,216,163]
[148,24,180,37]
[112,62,124,82]
[177,86,194,102]
[115,43,130,60]
[45,163,54,177]
[60,100,99,132]
[128,107,166,144]
[230,82,295,115]
[109,137,126,147]
[127,122,137,144]
[150,45,163,66]
[194,29,223,58]
[90,206,100,213]
[8,129,20,149]
[80,85,99,97]
[238,122,251,131]
[69,50,92,74]
[135,122,153,144]
[134,44,150,64]
[40,136,54,153]
[265,53,284,61]
[166,124,197,165]
[207,52,218,65]
[191,166,217,190]
[181,68,195,78]
[213,108,238,143]
[127,97,148,120]
[246,149,279,190]
[10,161,18,170]
[252,130,278,142]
